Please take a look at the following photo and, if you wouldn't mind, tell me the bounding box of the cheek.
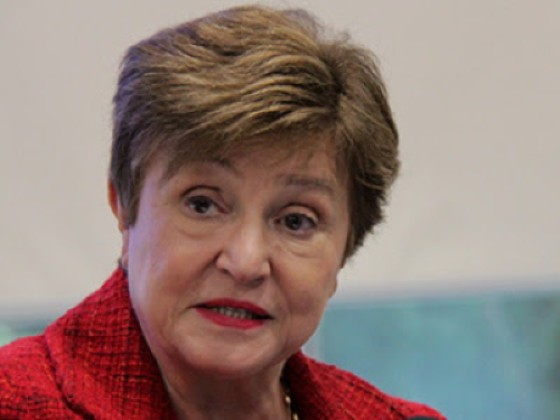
[126,219,221,317]
[283,278,333,352]
[285,259,338,321]
[127,209,185,275]
[126,223,182,319]
[126,235,196,349]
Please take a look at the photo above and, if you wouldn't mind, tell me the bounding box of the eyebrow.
[220,160,337,196]
[280,174,336,197]
[214,158,240,176]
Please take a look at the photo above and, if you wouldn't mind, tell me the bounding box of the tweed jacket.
[0,268,444,419]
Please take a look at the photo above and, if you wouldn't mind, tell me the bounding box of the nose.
[215,217,271,285]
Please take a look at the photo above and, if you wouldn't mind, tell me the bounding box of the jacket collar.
[45,268,175,418]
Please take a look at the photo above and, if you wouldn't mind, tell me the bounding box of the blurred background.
[1,1,559,418]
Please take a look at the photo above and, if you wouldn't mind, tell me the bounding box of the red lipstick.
[195,298,271,330]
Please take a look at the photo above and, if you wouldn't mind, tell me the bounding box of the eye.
[279,212,317,234]
[185,195,220,216]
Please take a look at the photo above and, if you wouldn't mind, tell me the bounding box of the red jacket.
[0,269,445,419]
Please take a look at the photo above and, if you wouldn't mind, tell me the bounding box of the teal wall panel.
[314,292,560,419]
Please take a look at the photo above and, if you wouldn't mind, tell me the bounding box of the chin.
[168,339,282,379]
[187,353,282,380]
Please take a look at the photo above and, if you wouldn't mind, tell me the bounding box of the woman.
[0,5,444,419]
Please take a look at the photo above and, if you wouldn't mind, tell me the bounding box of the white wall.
[1,1,558,307]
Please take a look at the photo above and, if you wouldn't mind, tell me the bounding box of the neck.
[161,363,290,419]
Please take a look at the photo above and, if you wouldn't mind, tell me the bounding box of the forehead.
[157,132,347,185]
[155,145,344,192]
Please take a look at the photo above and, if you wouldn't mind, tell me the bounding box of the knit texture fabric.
[0,269,445,419]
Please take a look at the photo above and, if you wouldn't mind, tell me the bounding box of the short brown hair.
[110,5,399,257]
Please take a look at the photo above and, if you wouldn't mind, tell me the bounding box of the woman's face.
[114,143,349,380]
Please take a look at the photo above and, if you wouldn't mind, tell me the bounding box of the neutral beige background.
[1,1,558,308]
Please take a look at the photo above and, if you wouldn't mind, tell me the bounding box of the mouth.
[195,299,272,329]
[199,305,270,320]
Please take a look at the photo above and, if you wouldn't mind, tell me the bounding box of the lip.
[198,298,271,317]
[194,298,272,330]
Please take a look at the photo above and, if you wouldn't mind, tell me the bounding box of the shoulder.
[0,335,66,417]
[287,352,445,419]
[0,334,53,388]
[0,269,134,419]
